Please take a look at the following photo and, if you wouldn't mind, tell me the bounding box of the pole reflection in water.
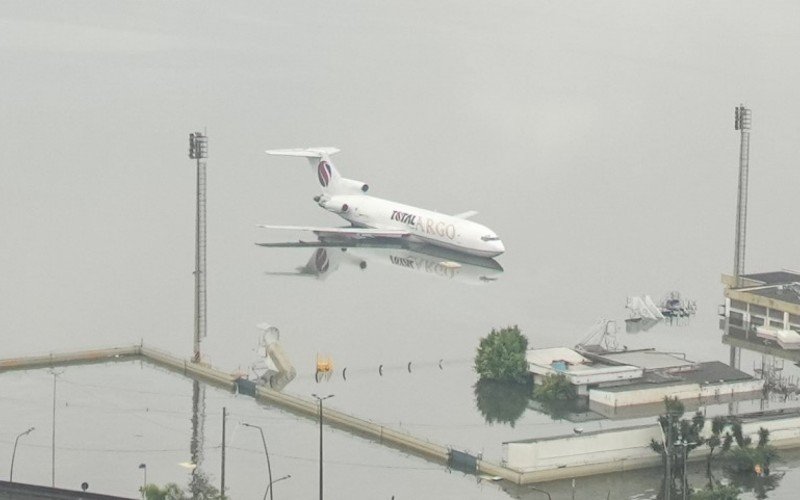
[189,379,210,497]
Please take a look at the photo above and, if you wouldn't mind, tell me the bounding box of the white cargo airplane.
[260,148,505,258]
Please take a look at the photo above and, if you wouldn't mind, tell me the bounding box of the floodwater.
[2,1,800,498]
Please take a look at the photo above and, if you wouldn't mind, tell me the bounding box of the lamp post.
[49,368,63,487]
[138,463,147,498]
[242,423,274,500]
[311,394,334,500]
[265,474,291,498]
[9,426,35,482]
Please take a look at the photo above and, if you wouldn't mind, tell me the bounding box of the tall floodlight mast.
[733,106,751,287]
[729,106,752,376]
[189,132,208,363]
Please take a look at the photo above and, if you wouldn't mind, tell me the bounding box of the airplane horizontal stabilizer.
[257,225,408,239]
[452,210,478,219]
[265,148,340,158]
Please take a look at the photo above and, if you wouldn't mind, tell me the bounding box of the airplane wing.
[452,210,478,220]
[257,225,409,239]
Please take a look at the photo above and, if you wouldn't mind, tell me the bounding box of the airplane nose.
[490,239,505,256]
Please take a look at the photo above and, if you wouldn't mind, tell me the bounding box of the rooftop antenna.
[189,131,208,363]
[733,105,752,288]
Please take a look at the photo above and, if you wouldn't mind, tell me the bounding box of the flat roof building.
[722,270,800,332]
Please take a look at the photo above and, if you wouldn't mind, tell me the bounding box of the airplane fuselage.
[318,195,505,258]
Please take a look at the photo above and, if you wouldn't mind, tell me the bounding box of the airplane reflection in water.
[258,240,503,285]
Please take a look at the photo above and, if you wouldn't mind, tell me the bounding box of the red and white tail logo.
[317,161,332,187]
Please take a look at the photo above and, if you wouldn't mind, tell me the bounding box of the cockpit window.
[482,235,500,241]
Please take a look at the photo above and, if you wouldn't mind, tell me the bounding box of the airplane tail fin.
[266,148,368,195]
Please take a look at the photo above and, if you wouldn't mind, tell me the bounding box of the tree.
[691,483,742,500]
[722,425,777,475]
[143,483,189,500]
[143,474,225,500]
[705,416,728,476]
[649,397,705,498]
[474,325,528,383]
[532,373,576,401]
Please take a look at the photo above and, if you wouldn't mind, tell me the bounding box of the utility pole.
[665,414,672,500]
[312,394,334,500]
[49,369,63,487]
[221,407,226,497]
[188,131,208,363]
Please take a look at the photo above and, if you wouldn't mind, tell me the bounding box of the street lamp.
[9,426,34,482]
[311,394,334,500]
[242,423,274,500]
[138,463,147,498]
[265,474,291,498]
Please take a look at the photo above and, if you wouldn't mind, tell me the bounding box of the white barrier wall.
[505,411,800,474]
[505,424,662,472]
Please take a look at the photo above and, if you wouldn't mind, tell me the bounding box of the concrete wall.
[506,424,661,472]
[505,410,800,480]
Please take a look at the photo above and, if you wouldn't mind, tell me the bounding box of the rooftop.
[525,347,591,367]
[593,361,756,392]
[588,349,695,371]
[742,271,800,286]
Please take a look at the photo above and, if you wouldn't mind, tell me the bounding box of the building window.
[731,300,748,311]
[769,308,784,320]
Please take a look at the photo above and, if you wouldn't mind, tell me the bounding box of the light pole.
[674,440,696,500]
[265,474,291,498]
[312,394,334,500]
[49,368,63,487]
[9,426,35,482]
[138,463,147,498]
[188,131,208,363]
[242,423,274,500]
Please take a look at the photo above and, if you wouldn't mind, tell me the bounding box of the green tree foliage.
[473,378,530,427]
[649,397,705,465]
[143,483,189,500]
[474,325,528,383]
[143,473,225,500]
[705,416,728,475]
[649,396,705,498]
[691,483,742,500]
[722,425,777,475]
[702,417,782,499]
[532,373,576,401]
